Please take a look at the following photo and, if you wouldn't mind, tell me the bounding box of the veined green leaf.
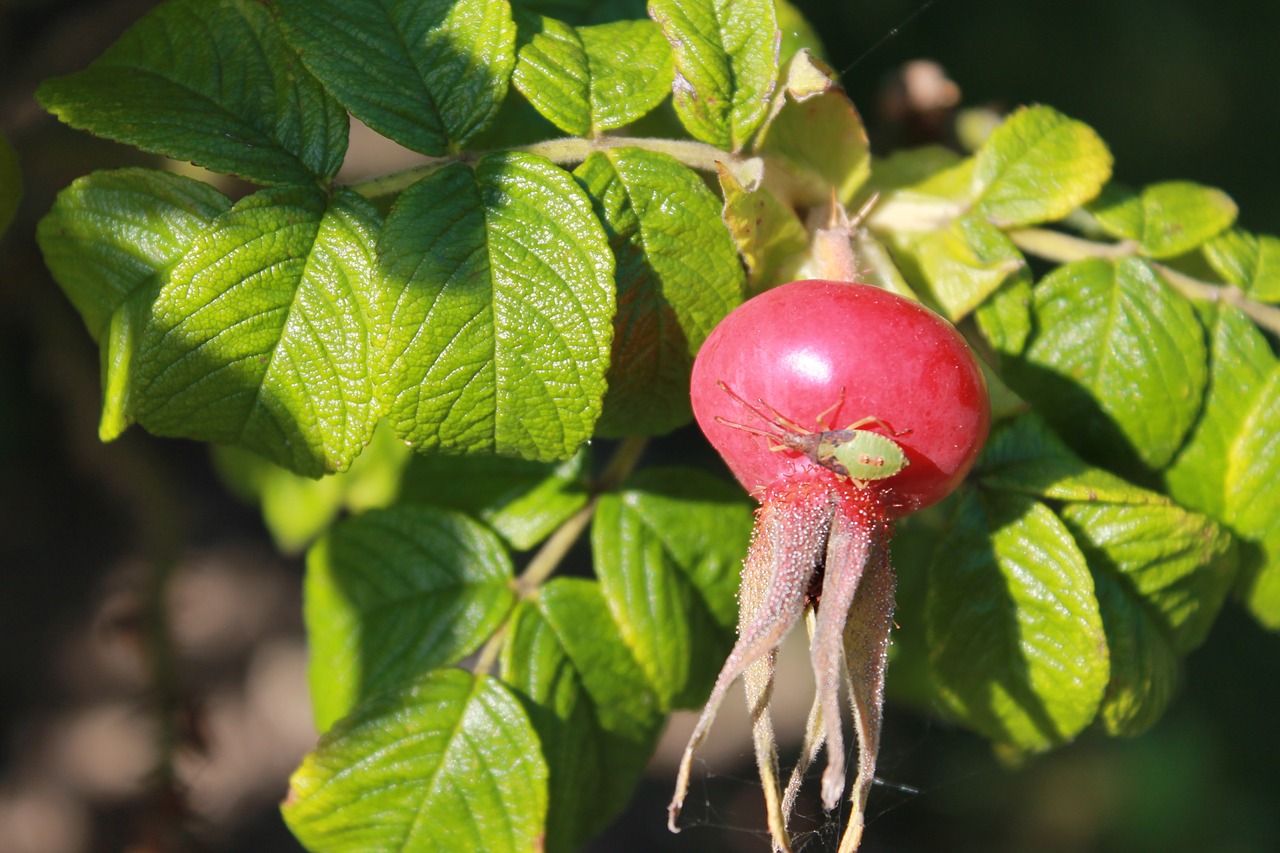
[971,105,1112,227]
[0,133,19,237]
[276,0,516,155]
[304,506,515,731]
[38,169,233,441]
[399,447,591,550]
[38,168,230,343]
[1164,304,1280,630]
[501,579,662,853]
[754,50,870,205]
[514,15,672,136]
[1088,181,1237,259]
[38,0,347,185]
[378,153,615,461]
[649,0,780,151]
[1203,227,1280,302]
[592,467,752,709]
[576,148,743,436]
[1009,257,1206,471]
[133,187,386,477]
[718,163,807,293]
[928,489,1108,753]
[284,669,547,853]
[1061,501,1235,735]
[975,413,1161,505]
[911,214,1028,321]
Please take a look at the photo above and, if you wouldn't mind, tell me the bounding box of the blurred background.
[1,0,1278,851]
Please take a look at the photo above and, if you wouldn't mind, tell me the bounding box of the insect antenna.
[716,380,809,435]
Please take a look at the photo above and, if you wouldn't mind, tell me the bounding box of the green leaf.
[304,506,515,731]
[754,50,870,205]
[501,579,662,853]
[1163,304,1280,630]
[974,273,1032,356]
[38,168,230,342]
[575,148,743,436]
[0,132,19,237]
[975,413,1161,505]
[276,0,515,156]
[718,163,807,293]
[284,669,547,853]
[1060,501,1235,735]
[514,15,672,136]
[213,423,411,554]
[37,0,347,185]
[1008,257,1207,471]
[1203,227,1280,302]
[133,186,386,477]
[36,168,232,441]
[511,0,648,25]
[378,153,615,461]
[1088,181,1238,259]
[971,105,1112,227]
[592,467,752,709]
[775,0,825,62]
[910,214,1028,321]
[398,447,591,550]
[928,489,1108,753]
[1165,304,1277,522]
[649,0,780,150]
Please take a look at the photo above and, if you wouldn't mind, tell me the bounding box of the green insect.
[716,380,910,487]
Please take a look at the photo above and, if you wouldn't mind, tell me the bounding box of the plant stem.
[512,436,649,598]
[1008,227,1280,337]
[348,135,763,199]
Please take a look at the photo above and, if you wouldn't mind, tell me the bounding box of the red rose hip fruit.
[690,279,990,515]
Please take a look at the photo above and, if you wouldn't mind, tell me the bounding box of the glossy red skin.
[691,280,990,516]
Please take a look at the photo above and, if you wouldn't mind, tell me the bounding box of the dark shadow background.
[1,0,1278,851]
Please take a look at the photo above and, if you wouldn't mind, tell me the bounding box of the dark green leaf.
[37,169,233,441]
[377,153,615,461]
[284,669,546,853]
[754,51,870,205]
[649,0,779,150]
[276,0,515,155]
[1088,181,1237,259]
[0,132,20,237]
[1008,257,1207,471]
[971,105,1112,227]
[928,490,1108,753]
[512,0,648,25]
[1203,227,1280,302]
[304,506,515,730]
[501,579,662,853]
[38,0,347,185]
[133,187,386,477]
[1061,502,1235,735]
[575,148,743,436]
[398,447,591,550]
[592,467,752,709]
